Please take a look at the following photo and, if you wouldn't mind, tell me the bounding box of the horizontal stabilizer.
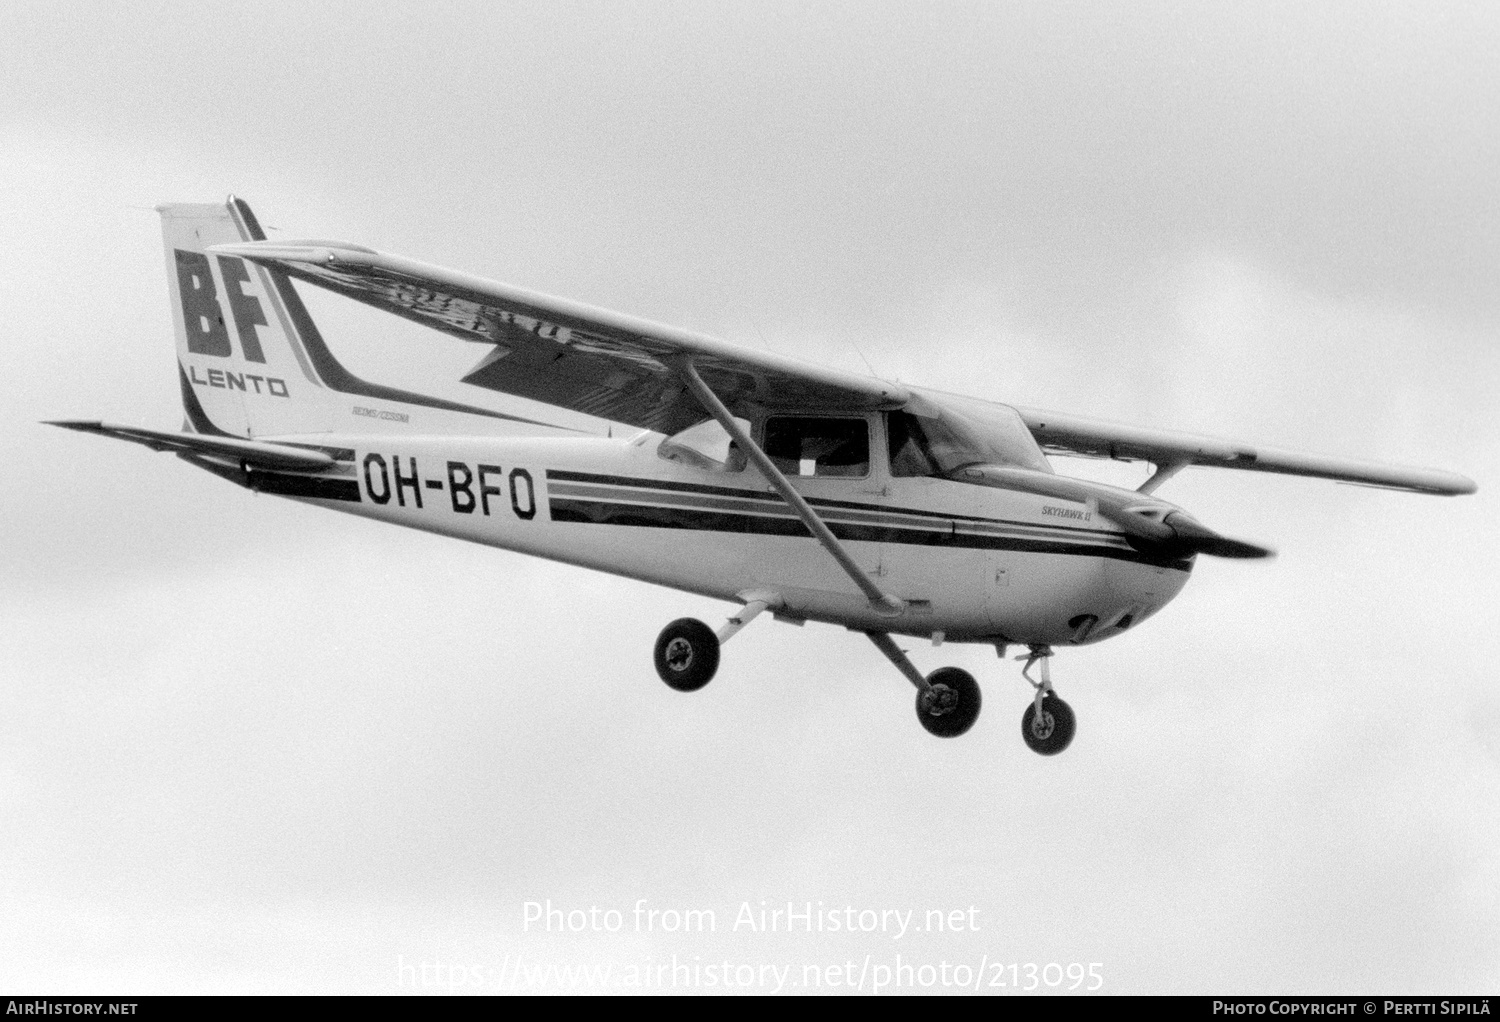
[47,420,334,471]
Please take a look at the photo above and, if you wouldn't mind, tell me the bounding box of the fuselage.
[248,430,1194,647]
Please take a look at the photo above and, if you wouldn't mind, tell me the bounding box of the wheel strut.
[716,595,775,646]
[1017,644,1075,755]
[1018,644,1055,717]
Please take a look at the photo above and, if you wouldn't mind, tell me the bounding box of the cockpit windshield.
[888,390,1052,476]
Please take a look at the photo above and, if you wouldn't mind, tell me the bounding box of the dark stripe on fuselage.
[549,498,1192,570]
[545,469,1121,536]
[245,469,362,502]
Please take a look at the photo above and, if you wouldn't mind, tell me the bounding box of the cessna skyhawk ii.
[51,198,1477,754]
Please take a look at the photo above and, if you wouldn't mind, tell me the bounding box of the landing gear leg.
[1018,645,1075,755]
[654,594,777,693]
[867,632,982,738]
[716,597,773,645]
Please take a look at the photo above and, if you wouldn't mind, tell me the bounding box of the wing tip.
[1336,474,1478,496]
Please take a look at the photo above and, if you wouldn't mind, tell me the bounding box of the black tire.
[653,618,720,692]
[915,667,982,738]
[1021,693,1076,755]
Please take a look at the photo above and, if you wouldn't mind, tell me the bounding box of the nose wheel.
[1018,646,1075,755]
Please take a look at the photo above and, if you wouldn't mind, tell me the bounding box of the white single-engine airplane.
[52,198,1476,754]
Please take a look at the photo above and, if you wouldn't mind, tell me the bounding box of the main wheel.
[653,618,720,692]
[1021,692,1075,755]
[915,667,982,738]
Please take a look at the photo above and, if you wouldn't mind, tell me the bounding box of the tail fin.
[163,197,555,439]
[161,198,335,437]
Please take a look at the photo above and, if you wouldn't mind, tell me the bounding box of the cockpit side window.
[763,416,869,478]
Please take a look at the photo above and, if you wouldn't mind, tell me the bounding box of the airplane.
[50,197,1477,755]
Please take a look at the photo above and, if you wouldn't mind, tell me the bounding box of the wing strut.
[1137,460,1187,495]
[675,361,905,616]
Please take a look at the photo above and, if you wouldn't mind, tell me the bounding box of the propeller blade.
[1102,506,1275,560]
[1158,512,1274,559]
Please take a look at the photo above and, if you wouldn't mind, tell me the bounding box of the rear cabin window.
[763,417,870,478]
[658,417,749,472]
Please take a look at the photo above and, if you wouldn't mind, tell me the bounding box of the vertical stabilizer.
[160,198,334,437]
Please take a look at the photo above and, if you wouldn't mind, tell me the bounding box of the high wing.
[209,228,1472,498]
[210,238,907,435]
[1013,406,1476,496]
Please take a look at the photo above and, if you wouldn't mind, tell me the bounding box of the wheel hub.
[664,637,693,672]
[920,682,958,717]
[1029,710,1055,740]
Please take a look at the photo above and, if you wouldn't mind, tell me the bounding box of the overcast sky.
[1,0,1496,995]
